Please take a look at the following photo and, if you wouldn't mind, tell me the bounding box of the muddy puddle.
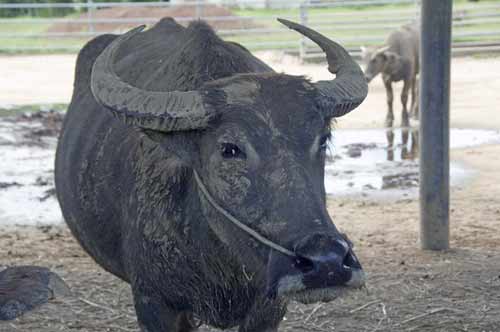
[1,110,500,225]
[325,127,500,199]
[0,111,63,225]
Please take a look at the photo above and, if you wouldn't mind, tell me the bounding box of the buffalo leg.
[238,299,284,332]
[410,76,419,119]
[383,76,394,127]
[133,290,195,332]
[240,320,279,332]
[401,128,409,160]
[401,80,410,127]
[241,327,277,332]
[410,127,419,159]
[386,128,395,161]
[176,312,198,332]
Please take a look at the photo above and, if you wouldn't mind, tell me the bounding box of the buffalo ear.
[141,129,200,167]
[360,46,370,62]
[360,45,375,57]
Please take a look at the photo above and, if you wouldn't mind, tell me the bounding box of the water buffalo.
[55,17,367,332]
[361,23,419,127]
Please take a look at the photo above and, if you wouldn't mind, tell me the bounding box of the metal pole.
[195,0,203,20]
[299,2,309,62]
[419,0,452,250]
[87,0,94,34]
[414,0,421,22]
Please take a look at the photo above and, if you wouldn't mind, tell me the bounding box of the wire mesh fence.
[0,0,499,58]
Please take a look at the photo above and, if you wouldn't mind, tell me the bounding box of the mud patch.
[382,172,419,190]
[2,110,64,147]
[325,127,500,199]
[0,182,22,190]
[0,110,63,225]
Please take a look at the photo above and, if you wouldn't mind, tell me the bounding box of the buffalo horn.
[90,25,211,132]
[277,19,368,118]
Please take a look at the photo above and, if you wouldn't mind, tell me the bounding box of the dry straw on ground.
[1,191,499,332]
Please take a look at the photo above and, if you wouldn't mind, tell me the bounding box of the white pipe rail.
[0,0,498,57]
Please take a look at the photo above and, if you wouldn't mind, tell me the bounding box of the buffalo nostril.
[293,256,315,274]
[342,250,360,270]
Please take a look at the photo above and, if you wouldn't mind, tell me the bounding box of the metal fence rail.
[0,0,499,58]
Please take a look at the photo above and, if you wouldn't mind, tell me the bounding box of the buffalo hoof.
[385,117,394,128]
[401,115,410,128]
[0,266,70,321]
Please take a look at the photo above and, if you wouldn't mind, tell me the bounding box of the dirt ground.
[1,144,500,332]
[48,5,256,34]
[1,52,500,331]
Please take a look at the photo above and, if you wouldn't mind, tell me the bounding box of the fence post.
[87,0,94,34]
[195,0,204,19]
[414,0,420,21]
[419,0,453,250]
[299,2,309,61]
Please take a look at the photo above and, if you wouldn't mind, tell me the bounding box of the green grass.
[231,1,500,48]
[0,15,87,53]
[0,1,500,54]
[234,0,419,17]
[0,38,86,54]
[0,103,67,117]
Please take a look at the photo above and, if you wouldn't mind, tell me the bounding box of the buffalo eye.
[220,143,246,159]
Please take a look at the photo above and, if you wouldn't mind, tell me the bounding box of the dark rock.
[0,266,71,321]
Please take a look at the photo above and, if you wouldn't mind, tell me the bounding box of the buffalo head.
[90,19,367,304]
[362,46,405,83]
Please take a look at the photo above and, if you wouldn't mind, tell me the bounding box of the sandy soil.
[0,55,74,106]
[0,52,499,331]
